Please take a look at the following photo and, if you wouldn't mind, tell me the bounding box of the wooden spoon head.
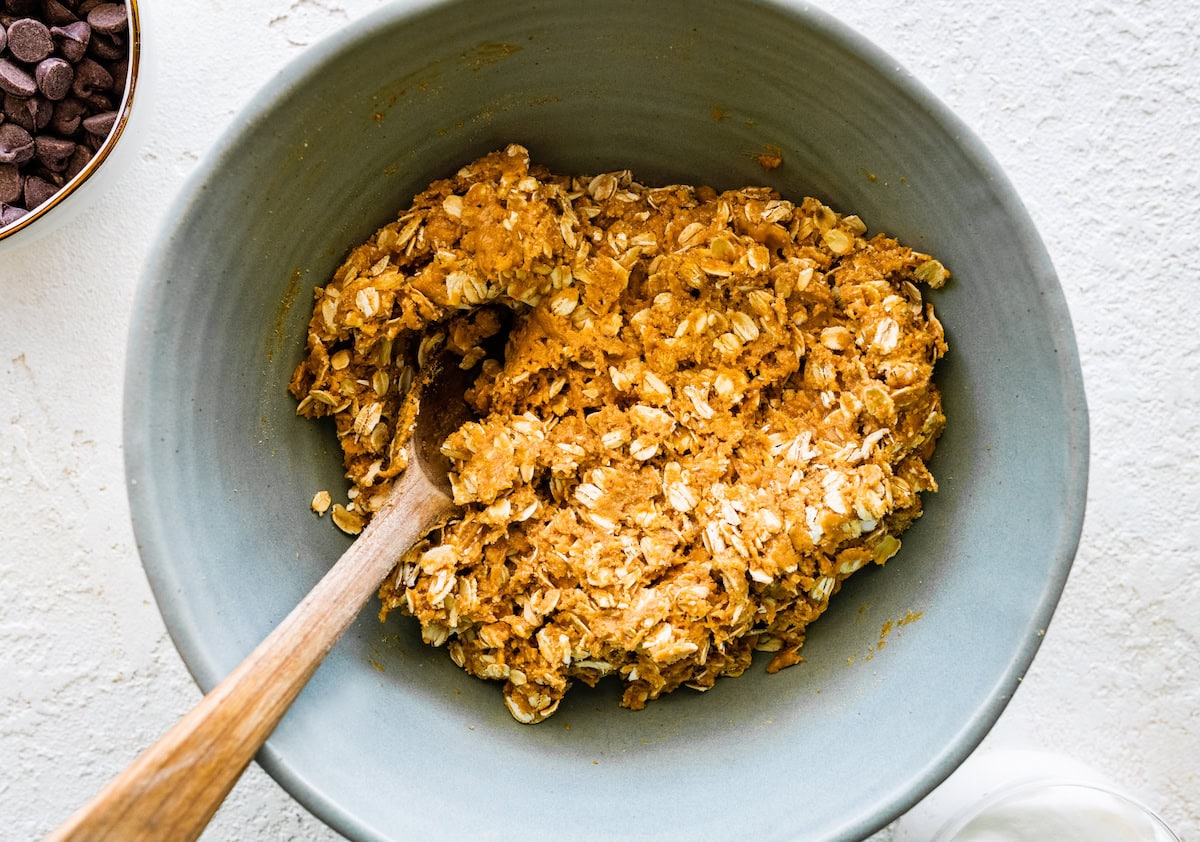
[410,356,477,496]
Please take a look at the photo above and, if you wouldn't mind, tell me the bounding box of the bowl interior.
[126,2,1087,840]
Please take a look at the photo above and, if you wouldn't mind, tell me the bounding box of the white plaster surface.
[1,1,1197,839]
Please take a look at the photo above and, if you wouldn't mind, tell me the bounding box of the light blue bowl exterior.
[125,1,1088,840]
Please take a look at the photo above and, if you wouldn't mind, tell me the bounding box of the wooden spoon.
[47,358,475,842]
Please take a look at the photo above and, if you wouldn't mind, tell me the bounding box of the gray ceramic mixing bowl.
[126,1,1088,840]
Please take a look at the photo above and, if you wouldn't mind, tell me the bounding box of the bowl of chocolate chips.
[0,0,141,249]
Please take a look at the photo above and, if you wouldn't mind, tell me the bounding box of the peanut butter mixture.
[290,145,947,723]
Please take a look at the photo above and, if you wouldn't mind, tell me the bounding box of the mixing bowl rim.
[125,1,1090,839]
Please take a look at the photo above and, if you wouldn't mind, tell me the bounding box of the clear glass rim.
[932,778,1181,842]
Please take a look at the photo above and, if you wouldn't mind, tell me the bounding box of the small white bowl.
[0,0,147,253]
[894,749,1181,841]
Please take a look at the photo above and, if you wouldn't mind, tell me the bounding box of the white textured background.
[2,1,1197,839]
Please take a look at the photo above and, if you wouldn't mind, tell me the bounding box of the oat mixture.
[290,145,947,723]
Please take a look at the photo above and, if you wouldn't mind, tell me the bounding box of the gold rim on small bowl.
[0,0,142,244]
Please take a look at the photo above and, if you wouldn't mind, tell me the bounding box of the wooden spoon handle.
[46,488,447,842]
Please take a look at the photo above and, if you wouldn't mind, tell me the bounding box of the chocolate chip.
[4,93,54,132]
[50,21,90,63]
[22,173,56,208]
[111,57,127,98]
[34,134,75,171]
[21,170,56,206]
[0,123,34,165]
[80,108,114,137]
[71,57,111,97]
[0,22,6,54]
[26,163,63,187]
[63,142,91,179]
[42,0,80,26]
[3,92,30,127]
[7,17,54,62]
[86,30,124,60]
[36,57,74,101]
[3,0,38,16]
[0,58,37,97]
[49,97,86,135]
[86,3,125,35]
[0,162,21,203]
[0,201,28,225]
[76,90,111,113]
